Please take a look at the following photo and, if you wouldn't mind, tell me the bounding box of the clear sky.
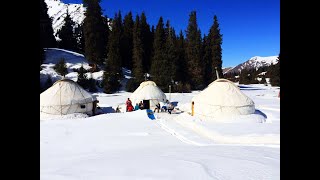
[62,0,279,67]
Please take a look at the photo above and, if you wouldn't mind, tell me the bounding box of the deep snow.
[40,48,279,179]
[40,83,280,180]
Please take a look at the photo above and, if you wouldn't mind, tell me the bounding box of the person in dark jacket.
[154,103,161,113]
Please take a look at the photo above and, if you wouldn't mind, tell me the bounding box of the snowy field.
[40,84,280,180]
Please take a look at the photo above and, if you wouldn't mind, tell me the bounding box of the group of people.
[126,98,174,114]
[126,98,145,112]
[154,100,174,114]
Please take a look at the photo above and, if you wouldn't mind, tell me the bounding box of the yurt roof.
[192,78,254,107]
[40,79,95,107]
[130,81,167,101]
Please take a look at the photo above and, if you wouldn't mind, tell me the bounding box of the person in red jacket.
[126,98,132,112]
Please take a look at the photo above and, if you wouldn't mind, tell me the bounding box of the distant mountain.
[223,56,278,74]
[45,0,86,38]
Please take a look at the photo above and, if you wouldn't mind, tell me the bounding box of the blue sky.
[62,0,279,67]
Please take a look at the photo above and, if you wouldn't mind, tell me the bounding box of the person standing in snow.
[126,98,132,112]
[139,101,144,110]
[154,103,161,113]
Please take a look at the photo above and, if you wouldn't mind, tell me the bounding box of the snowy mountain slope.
[40,48,101,84]
[40,48,132,92]
[224,56,278,74]
[45,0,85,37]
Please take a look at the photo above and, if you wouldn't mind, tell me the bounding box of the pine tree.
[77,64,88,89]
[185,11,204,89]
[175,30,188,83]
[202,34,213,86]
[114,10,126,67]
[83,0,107,69]
[56,9,77,51]
[132,15,144,84]
[103,12,123,93]
[270,55,280,86]
[211,15,224,80]
[121,12,134,70]
[40,0,56,48]
[102,15,110,61]
[150,17,168,91]
[74,23,85,54]
[239,69,251,84]
[106,12,122,71]
[88,74,98,92]
[164,20,178,86]
[140,12,153,73]
[54,58,68,77]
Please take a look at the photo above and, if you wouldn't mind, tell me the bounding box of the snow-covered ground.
[41,83,280,180]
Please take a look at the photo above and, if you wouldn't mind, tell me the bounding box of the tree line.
[40,0,224,93]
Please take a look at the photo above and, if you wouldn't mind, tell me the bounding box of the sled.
[146,109,156,120]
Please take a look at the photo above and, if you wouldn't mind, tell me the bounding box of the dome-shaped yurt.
[191,78,255,119]
[40,79,97,116]
[130,81,167,109]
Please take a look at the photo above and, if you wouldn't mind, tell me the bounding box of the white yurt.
[40,79,97,116]
[191,78,255,119]
[130,81,167,109]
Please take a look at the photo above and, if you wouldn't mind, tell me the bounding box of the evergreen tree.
[88,74,98,92]
[54,58,68,77]
[83,0,107,69]
[121,12,134,69]
[164,20,178,86]
[106,12,122,70]
[185,11,204,89]
[56,9,77,51]
[77,64,88,89]
[103,12,123,93]
[102,71,122,93]
[211,15,224,80]
[202,34,213,85]
[114,11,125,67]
[150,17,168,91]
[239,69,251,84]
[102,15,110,61]
[74,23,85,54]
[270,55,280,86]
[40,0,56,48]
[132,15,144,84]
[140,12,153,73]
[175,30,188,83]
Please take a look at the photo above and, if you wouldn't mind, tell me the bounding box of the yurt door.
[143,100,150,109]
